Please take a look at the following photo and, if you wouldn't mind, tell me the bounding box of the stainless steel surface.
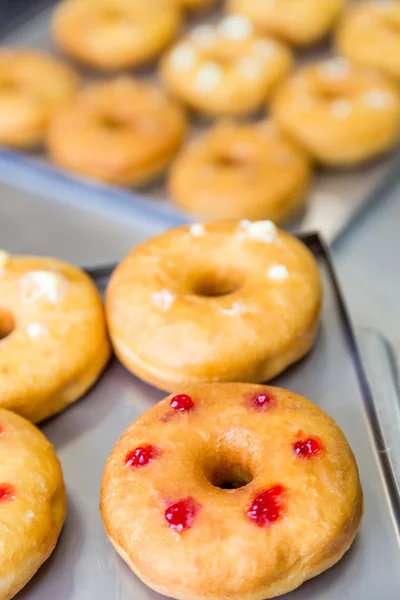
[1,3,399,244]
[1,185,400,597]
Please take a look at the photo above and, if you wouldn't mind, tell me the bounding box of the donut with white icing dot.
[272,59,400,166]
[105,221,321,390]
[160,15,292,117]
[0,49,78,149]
[168,120,312,222]
[52,0,182,70]
[0,252,110,422]
[0,408,66,599]
[336,1,400,81]
[227,0,346,46]
[101,383,363,600]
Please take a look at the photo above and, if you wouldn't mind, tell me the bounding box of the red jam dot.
[125,445,159,469]
[294,438,322,459]
[170,394,194,413]
[0,484,15,503]
[165,497,200,532]
[247,486,287,526]
[251,390,274,410]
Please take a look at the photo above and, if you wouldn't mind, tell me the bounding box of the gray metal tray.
[1,187,399,599]
[1,0,400,244]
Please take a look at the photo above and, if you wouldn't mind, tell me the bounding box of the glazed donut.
[47,77,188,186]
[272,58,400,166]
[0,408,66,599]
[105,221,321,390]
[336,1,400,81]
[227,0,346,46]
[0,250,110,423]
[0,49,78,149]
[101,383,363,600]
[160,15,292,117]
[174,0,217,11]
[168,120,311,222]
[52,0,182,70]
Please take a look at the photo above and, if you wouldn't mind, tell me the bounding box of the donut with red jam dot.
[249,389,275,411]
[170,394,195,412]
[247,485,287,526]
[0,483,15,502]
[125,445,160,469]
[165,497,201,532]
[294,437,323,459]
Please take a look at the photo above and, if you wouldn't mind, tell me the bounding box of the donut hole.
[204,452,254,490]
[212,152,248,170]
[0,309,15,341]
[193,268,244,297]
[99,116,126,131]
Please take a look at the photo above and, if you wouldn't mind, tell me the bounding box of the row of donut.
[51,0,400,71]
[0,221,363,600]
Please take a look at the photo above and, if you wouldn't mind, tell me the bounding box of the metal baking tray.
[1,0,400,244]
[1,187,399,599]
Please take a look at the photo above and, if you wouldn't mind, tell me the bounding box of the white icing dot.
[221,301,247,317]
[268,265,289,280]
[189,223,205,237]
[26,511,35,519]
[195,62,223,92]
[253,40,278,61]
[236,56,263,79]
[27,322,48,339]
[0,250,9,271]
[190,24,215,48]
[238,220,277,243]
[319,58,350,80]
[218,15,253,40]
[20,271,65,304]
[363,89,394,110]
[169,43,197,71]
[330,99,352,119]
[152,289,176,311]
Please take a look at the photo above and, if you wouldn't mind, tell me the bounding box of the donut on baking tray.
[0,250,110,423]
[52,0,182,70]
[105,221,322,390]
[0,408,66,600]
[0,49,78,149]
[168,120,311,222]
[160,15,292,117]
[101,383,363,600]
[336,1,400,81]
[272,58,400,166]
[47,77,188,186]
[227,0,346,46]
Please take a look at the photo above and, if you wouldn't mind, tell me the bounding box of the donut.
[168,120,311,222]
[47,77,188,186]
[174,0,217,11]
[105,221,321,390]
[272,58,400,166]
[160,15,292,117]
[101,383,363,600]
[0,49,78,149]
[0,250,110,423]
[52,0,182,70]
[0,408,66,599]
[227,0,346,46]
[336,1,400,81]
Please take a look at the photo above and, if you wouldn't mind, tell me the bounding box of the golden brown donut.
[174,0,217,11]
[52,0,182,70]
[0,408,66,600]
[168,120,311,222]
[160,15,292,117]
[0,49,78,149]
[105,221,322,391]
[0,250,110,423]
[47,77,188,186]
[101,383,363,600]
[336,1,400,80]
[272,58,400,166]
[227,0,346,46]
